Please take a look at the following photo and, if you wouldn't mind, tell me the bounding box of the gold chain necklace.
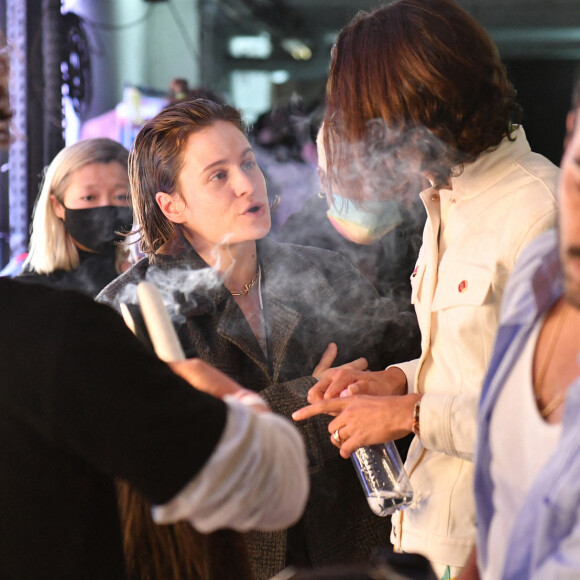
[534,301,569,418]
[230,266,260,296]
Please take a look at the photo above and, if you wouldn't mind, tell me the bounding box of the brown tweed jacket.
[98,235,419,579]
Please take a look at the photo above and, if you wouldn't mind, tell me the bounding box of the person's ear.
[50,194,65,220]
[156,191,187,224]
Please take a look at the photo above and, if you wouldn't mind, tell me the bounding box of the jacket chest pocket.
[430,264,496,370]
[431,264,493,311]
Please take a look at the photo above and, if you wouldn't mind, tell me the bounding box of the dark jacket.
[0,278,227,580]
[99,236,420,579]
[17,250,121,298]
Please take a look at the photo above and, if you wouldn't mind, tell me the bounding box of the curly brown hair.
[323,0,522,200]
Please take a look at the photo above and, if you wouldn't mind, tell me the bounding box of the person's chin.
[254,221,272,240]
[564,285,580,310]
[248,214,271,239]
[230,221,271,244]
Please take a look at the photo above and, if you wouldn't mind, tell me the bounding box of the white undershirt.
[484,317,562,580]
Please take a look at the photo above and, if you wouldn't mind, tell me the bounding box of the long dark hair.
[117,482,253,580]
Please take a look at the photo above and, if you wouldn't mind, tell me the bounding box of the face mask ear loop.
[55,196,69,209]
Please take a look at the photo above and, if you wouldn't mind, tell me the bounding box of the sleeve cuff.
[420,393,477,460]
[387,358,419,393]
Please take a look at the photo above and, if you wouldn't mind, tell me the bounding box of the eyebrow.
[201,147,254,174]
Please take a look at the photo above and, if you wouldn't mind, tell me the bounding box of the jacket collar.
[153,234,311,378]
[428,126,531,202]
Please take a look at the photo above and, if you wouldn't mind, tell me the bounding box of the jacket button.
[458,280,468,293]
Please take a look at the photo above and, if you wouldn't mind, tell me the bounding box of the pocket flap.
[410,262,426,305]
[431,264,492,311]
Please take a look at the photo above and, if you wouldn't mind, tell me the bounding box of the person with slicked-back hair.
[98,98,418,580]
[295,0,559,577]
[0,38,309,580]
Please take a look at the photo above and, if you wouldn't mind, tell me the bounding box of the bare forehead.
[184,121,248,151]
[71,161,128,182]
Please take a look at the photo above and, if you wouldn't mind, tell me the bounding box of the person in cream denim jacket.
[292,1,559,577]
[389,125,558,569]
[297,125,558,576]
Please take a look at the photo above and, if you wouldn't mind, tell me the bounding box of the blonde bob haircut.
[24,138,129,274]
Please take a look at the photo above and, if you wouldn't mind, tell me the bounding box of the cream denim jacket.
[390,127,558,568]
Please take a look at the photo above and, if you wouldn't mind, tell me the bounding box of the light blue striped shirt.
[475,229,580,579]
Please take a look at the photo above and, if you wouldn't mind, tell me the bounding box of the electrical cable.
[167,0,201,64]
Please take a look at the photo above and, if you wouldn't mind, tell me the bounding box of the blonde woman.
[18,138,133,297]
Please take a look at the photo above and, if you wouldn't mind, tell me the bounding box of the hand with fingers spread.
[311,342,369,380]
[293,393,422,458]
[307,365,408,403]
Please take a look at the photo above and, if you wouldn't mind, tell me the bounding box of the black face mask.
[62,205,134,254]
